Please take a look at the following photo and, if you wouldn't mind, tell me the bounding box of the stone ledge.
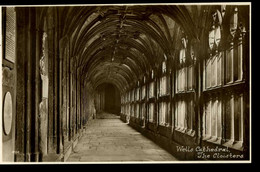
[42,153,63,162]
[41,127,87,162]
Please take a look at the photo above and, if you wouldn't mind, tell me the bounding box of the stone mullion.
[198,57,203,143]
[194,51,200,143]
[230,94,235,142]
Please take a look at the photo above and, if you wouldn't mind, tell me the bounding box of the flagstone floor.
[67,112,178,162]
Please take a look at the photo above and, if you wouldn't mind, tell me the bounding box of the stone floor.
[67,112,178,162]
[96,112,121,119]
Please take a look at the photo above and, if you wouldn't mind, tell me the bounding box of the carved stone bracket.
[2,67,14,87]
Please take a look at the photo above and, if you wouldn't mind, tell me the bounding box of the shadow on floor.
[67,112,178,162]
[96,112,120,119]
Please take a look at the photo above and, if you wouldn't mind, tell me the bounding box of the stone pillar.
[39,31,49,156]
[15,7,38,162]
[47,9,55,153]
[53,13,59,152]
[59,52,64,154]
[15,7,27,162]
[34,11,41,162]
[25,8,33,162]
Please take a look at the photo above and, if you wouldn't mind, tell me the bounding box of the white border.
[0,2,252,7]
[0,6,3,163]
[0,2,252,164]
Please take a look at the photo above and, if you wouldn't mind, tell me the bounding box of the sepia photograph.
[0,2,251,164]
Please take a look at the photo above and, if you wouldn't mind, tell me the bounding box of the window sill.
[175,90,195,95]
[159,94,170,97]
[223,80,246,88]
[159,123,170,127]
[175,127,184,132]
[204,80,246,92]
[148,121,155,124]
[203,136,244,151]
[203,136,222,145]
[222,140,244,151]
[175,127,195,137]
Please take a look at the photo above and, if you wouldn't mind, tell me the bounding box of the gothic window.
[158,54,170,126]
[175,99,186,130]
[135,87,140,101]
[174,31,196,133]
[159,102,167,126]
[127,104,130,116]
[149,82,154,98]
[204,8,224,90]
[148,103,154,122]
[172,71,175,97]
[148,70,155,123]
[202,6,246,148]
[203,96,222,141]
[162,58,167,73]
[148,70,155,98]
[225,7,245,83]
[131,103,134,117]
[142,85,146,100]
[159,76,167,96]
[131,89,135,102]
[159,55,170,96]
[135,103,139,118]
[186,97,194,132]
[141,103,145,120]
[128,91,131,102]
[223,93,244,145]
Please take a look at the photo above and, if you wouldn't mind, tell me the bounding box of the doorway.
[95,83,121,115]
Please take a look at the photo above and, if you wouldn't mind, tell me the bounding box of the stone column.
[39,31,49,156]
[47,9,55,153]
[33,9,41,162]
[15,7,27,162]
[59,53,64,154]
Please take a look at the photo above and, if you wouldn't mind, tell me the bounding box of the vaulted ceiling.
[41,5,205,92]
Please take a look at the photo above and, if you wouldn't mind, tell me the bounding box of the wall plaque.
[3,92,13,135]
[5,7,16,63]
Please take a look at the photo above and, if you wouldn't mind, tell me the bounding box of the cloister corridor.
[0,4,250,163]
[67,112,178,162]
